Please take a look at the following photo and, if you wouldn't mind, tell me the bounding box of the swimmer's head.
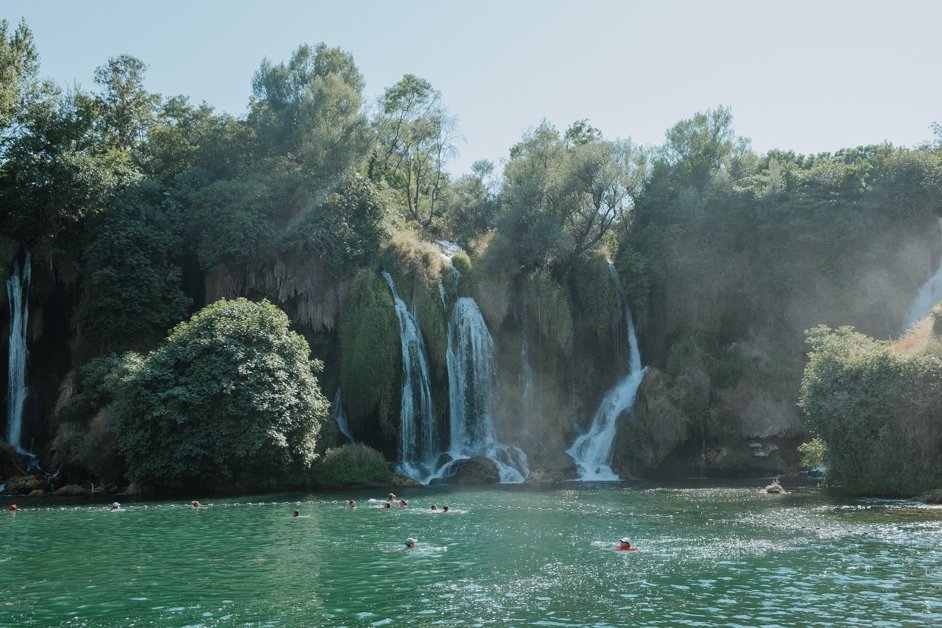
[405,537,417,548]
[192,500,200,508]
[388,493,397,501]
[619,538,631,548]
[431,504,437,510]
[8,504,16,511]
[443,505,449,512]
[293,510,300,517]
[111,502,121,510]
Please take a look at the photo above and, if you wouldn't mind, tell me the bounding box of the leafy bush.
[112,298,328,491]
[313,443,392,487]
[799,325,942,496]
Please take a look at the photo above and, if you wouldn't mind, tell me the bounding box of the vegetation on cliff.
[3,17,942,492]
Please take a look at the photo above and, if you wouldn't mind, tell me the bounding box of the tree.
[371,74,457,226]
[443,159,498,242]
[249,43,370,192]
[112,298,329,490]
[0,19,38,151]
[93,54,160,154]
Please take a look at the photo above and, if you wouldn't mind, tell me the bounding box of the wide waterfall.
[902,217,942,332]
[382,272,438,478]
[567,264,646,481]
[6,250,31,453]
[444,297,529,483]
[332,388,354,443]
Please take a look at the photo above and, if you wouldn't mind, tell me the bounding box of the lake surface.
[2,481,941,626]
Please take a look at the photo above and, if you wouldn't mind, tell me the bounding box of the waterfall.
[6,250,31,453]
[566,264,646,481]
[520,300,533,429]
[443,297,529,482]
[332,388,354,443]
[382,272,438,478]
[903,218,942,332]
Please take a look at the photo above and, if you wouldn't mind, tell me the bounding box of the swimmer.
[293,510,300,517]
[405,537,417,549]
[384,502,391,509]
[398,499,408,508]
[348,500,357,509]
[431,504,438,511]
[110,502,121,511]
[615,538,638,551]
[442,505,449,513]
[8,503,16,512]
[192,500,201,508]
[388,493,397,501]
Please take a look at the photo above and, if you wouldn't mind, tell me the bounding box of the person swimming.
[442,505,449,513]
[192,500,201,508]
[388,493,397,501]
[431,504,438,511]
[8,504,16,511]
[398,499,408,508]
[405,537,417,549]
[348,499,357,509]
[110,502,121,511]
[616,538,638,551]
[293,510,300,517]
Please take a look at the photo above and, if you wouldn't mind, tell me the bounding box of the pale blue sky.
[4,1,940,175]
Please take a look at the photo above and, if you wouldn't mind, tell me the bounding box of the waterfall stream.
[382,272,438,478]
[566,264,646,481]
[443,297,529,483]
[6,250,31,453]
[902,217,942,332]
[332,388,354,443]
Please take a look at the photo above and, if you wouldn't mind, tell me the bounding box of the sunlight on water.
[2,483,941,625]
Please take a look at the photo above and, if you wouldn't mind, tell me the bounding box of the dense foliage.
[313,443,393,487]
[111,298,328,490]
[4,18,942,493]
[799,325,942,496]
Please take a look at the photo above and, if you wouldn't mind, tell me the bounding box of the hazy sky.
[4,1,940,175]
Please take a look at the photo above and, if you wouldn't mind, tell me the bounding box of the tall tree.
[93,55,160,154]
[371,74,457,227]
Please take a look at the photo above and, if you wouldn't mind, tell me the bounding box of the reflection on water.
[2,483,941,625]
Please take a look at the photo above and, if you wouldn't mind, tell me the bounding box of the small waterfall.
[382,271,438,478]
[903,217,942,332]
[6,250,31,453]
[566,264,646,481]
[332,388,354,443]
[520,300,533,429]
[442,297,529,482]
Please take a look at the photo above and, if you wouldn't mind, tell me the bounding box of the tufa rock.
[4,474,48,494]
[54,484,91,497]
[446,456,499,485]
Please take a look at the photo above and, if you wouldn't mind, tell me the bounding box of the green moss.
[569,249,620,343]
[526,270,573,356]
[339,270,400,441]
[451,250,472,275]
[313,443,393,488]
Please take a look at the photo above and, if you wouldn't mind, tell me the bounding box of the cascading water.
[566,264,646,481]
[6,250,31,453]
[442,297,529,483]
[382,272,438,479]
[902,217,942,332]
[332,388,354,443]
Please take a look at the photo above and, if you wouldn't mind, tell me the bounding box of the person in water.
[192,500,201,508]
[388,493,397,502]
[348,500,357,509]
[442,505,449,513]
[8,503,16,511]
[405,537,417,549]
[398,499,408,508]
[616,538,638,551]
[292,510,300,517]
[384,502,391,509]
[431,504,438,511]
[110,502,121,511]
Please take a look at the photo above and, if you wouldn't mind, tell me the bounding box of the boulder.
[524,468,568,485]
[4,474,47,494]
[28,489,45,497]
[54,484,91,497]
[764,481,785,494]
[446,456,499,485]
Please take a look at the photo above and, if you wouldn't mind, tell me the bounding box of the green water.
[2,482,941,626]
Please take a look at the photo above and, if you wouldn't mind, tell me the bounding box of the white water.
[902,218,942,332]
[332,388,354,443]
[441,297,529,483]
[567,265,646,481]
[382,272,438,477]
[6,250,31,453]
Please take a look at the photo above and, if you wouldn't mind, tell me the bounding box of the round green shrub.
[313,443,392,488]
[112,298,328,491]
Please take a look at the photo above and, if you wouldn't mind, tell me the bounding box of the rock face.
[4,474,47,494]
[446,456,499,485]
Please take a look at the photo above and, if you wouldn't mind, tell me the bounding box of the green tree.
[112,298,328,490]
[371,74,457,226]
[93,54,160,154]
[0,19,38,150]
